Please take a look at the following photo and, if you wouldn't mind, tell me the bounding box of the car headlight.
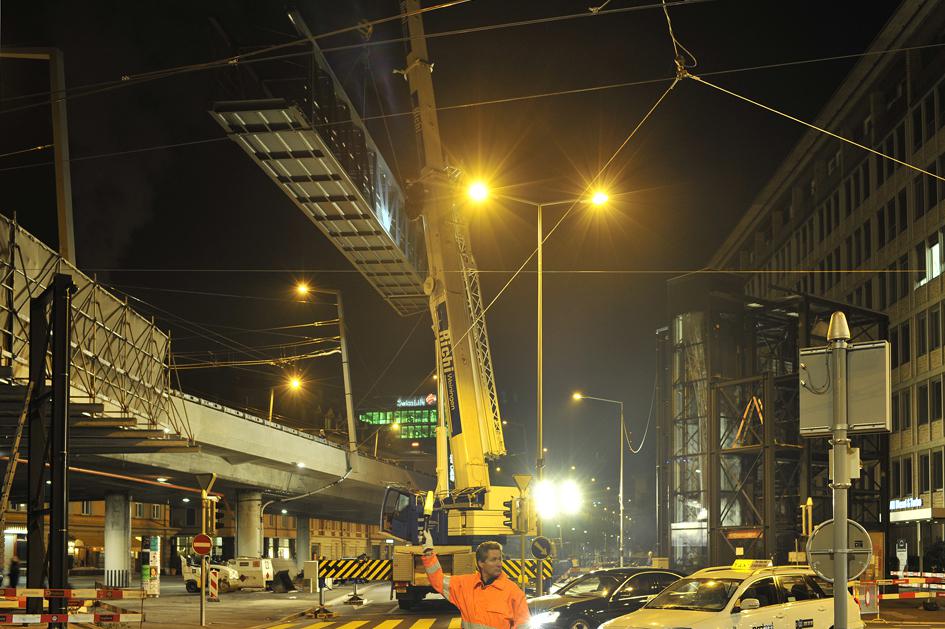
[529,611,560,627]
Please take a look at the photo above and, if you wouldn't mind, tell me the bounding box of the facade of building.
[708,0,945,572]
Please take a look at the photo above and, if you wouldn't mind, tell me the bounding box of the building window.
[901,320,911,364]
[921,454,931,493]
[933,378,943,421]
[902,388,912,430]
[916,232,943,288]
[932,306,942,350]
[900,189,909,238]
[900,255,910,300]
[919,311,929,356]
[916,176,927,219]
[80,501,92,516]
[919,382,930,424]
[892,391,900,431]
[929,162,940,210]
[904,457,914,496]
[891,459,900,498]
[151,504,162,520]
[134,503,143,518]
[890,326,899,368]
[935,450,944,491]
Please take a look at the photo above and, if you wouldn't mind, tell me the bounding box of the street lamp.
[467,183,610,594]
[269,375,303,421]
[293,282,358,452]
[573,391,627,567]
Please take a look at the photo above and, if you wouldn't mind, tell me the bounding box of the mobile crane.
[207,3,533,609]
[377,1,534,609]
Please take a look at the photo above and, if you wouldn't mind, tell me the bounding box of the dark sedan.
[528,567,684,629]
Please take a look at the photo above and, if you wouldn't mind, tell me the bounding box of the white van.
[226,557,275,589]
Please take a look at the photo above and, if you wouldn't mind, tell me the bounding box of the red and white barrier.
[208,569,220,602]
[0,612,143,623]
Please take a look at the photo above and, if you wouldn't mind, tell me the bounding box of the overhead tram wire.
[407,76,682,397]
[689,75,945,184]
[0,0,473,116]
[7,39,945,174]
[0,0,708,111]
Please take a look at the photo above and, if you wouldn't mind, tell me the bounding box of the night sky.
[1,1,899,548]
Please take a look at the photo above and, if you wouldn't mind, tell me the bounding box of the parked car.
[528,567,684,628]
[599,563,864,629]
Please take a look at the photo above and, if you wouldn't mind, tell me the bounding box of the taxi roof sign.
[732,559,772,571]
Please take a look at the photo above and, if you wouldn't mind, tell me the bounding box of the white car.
[600,563,864,629]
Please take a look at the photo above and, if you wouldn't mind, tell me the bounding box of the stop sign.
[192,534,213,556]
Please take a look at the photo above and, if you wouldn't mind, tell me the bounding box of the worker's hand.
[421,530,434,554]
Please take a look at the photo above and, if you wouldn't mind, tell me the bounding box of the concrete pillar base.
[104,492,131,587]
[237,490,262,558]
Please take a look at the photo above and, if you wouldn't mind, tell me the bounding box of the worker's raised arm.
[420,531,455,604]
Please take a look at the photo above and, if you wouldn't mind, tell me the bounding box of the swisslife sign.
[396,393,437,408]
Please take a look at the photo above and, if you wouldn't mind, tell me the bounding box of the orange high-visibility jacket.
[422,552,530,629]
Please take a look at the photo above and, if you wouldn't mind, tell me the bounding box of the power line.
[6,40,945,175]
[689,74,945,184]
[0,0,473,116]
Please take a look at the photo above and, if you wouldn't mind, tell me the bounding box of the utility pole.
[827,312,851,629]
[0,49,75,263]
[195,474,216,628]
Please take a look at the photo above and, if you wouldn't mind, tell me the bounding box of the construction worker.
[421,531,530,628]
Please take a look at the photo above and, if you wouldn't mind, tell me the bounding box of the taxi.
[599,560,864,629]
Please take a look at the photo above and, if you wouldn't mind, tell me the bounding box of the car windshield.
[645,577,743,612]
[558,574,625,598]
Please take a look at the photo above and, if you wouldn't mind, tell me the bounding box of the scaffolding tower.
[656,274,888,571]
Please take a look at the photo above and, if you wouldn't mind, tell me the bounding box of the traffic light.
[208,497,224,533]
[215,499,226,531]
[502,498,520,532]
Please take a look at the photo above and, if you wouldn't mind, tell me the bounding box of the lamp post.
[295,283,358,452]
[269,376,303,421]
[573,392,626,567]
[466,184,608,593]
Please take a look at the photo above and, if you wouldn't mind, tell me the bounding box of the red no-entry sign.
[192,534,213,556]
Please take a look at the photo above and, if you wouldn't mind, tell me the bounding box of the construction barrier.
[0,587,145,600]
[502,559,553,582]
[208,569,220,602]
[318,559,392,582]
[0,587,145,625]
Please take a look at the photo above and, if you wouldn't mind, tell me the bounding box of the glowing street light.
[591,191,609,206]
[295,282,310,296]
[269,376,303,421]
[468,181,489,202]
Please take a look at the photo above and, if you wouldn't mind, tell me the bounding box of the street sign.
[799,341,891,436]
[192,534,213,556]
[531,536,553,559]
[806,518,873,582]
[513,474,532,493]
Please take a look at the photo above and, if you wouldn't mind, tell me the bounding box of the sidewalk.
[868,600,945,627]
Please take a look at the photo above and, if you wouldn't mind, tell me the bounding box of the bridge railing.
[1,215,190,438]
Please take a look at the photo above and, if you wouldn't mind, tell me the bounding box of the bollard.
[208,569,220,602]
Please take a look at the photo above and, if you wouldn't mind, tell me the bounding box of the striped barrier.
[0,612,143,623]
[318,558,552,583]
[502,559,553,582]
[0,587,145,600]
[318,559,392,582]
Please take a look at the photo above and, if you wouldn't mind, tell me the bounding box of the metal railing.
[1,215,190,438]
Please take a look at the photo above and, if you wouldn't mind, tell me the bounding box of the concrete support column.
[236,490,262,558]
[104,492,131,587]
[295,517,310,575]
